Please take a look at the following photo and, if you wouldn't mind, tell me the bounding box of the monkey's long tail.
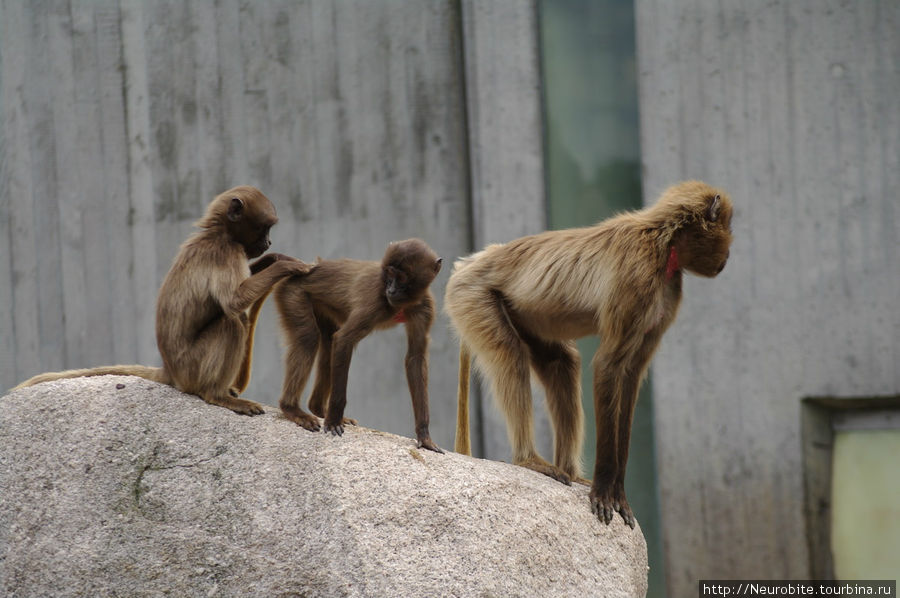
[454,342,472,455]
[11,365,169,392]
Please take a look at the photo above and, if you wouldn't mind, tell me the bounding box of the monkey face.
[683,235,731,277]
[675,191,733,278]
[384,265,412,306]
[220,187,278,259]
[383,260,441,307]
[382,239,443,307]
[241,220,275,258]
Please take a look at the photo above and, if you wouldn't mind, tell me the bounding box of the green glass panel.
[539,1,666,596]
[831,430,900,580]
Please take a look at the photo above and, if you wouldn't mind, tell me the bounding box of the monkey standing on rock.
[273,238,444,453]
[13,186,312,415]
[446,181,733,527]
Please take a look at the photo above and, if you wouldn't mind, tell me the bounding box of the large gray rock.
[0,376,648,597]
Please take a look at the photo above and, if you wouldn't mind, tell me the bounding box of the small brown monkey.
[446,181,733,527]
[273,238,444,452]
[13,186,311,415]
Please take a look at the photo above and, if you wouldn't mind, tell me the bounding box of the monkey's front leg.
[323,321,370,436]
[592,327,665,527]
[589,350,634,528]
[404,313,443,453]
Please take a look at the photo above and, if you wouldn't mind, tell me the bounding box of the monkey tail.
[11,365,169,392]
[454,342,472,455]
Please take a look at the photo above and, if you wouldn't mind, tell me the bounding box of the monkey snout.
[716,256,728,274]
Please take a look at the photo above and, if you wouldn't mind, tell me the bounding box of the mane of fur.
[193,185,271,230]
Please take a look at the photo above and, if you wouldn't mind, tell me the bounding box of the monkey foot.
[323,421,345,437]
[323,415,356,437]
[281,406,321,432]
[417,436,444,454]
[572,476,592,487]
[209,395,265,416]
[517,456,572,486]
[589,487,635,529]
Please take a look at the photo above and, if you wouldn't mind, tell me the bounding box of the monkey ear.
[707,194,722,222]
[227,197,245,222]
[434,257,443,274]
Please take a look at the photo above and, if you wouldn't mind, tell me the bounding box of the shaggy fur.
[273,239,444,453]
[13,186,310,416]
[446,180,733,526]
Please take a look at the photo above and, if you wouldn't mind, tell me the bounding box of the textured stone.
[1,376,647,597]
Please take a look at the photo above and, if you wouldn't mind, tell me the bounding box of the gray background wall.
[4,1,898,595]
[636,0,899,594]
[0,0,546,454]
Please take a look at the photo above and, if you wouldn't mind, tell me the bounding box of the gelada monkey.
[446,180,733,527]
[273,238,444,452]
[13,186,311,415]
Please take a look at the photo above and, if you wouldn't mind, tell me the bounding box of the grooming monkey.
[446,181,733,527]
[273,238,444,453]
[13,186,311,415]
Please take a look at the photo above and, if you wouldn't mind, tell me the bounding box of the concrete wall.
[459,0,550,460]
[635,0,899,593]
[0,0,545,454]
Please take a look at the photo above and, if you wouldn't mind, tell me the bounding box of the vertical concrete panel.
[460,0,551,461]
[636,0,900,594]
[0,0,40,383]
[0,1,494,454]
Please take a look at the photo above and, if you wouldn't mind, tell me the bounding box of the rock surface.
[0,376,648,597]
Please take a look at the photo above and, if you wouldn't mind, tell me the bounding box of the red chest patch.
[392,309,407,324]
[665,246,680,280]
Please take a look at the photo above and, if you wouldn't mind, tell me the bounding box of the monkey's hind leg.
[467,291,570,485]
[175,315,266,416]
[527,337,584,481]
[275,290,323,431]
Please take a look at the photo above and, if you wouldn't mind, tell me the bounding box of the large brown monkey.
[446,180,733,527]
[273,238,444,453]
[12,186,311,415]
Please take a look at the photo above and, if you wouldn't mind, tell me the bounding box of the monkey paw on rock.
[589,486,635,529]
[209,395,266,416]
[517,455,572,486]
[282,406,322,432]
[323,417,357,437]
[416,436,444,454]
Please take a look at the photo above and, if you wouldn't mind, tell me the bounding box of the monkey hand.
[271,259,315,278]
[323,416,358,437]
[416,436,444,454]
[323,420,345,437]
[589,484,635,529]
[250,252,306,275]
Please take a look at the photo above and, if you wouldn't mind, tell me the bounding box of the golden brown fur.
[446,180,733,526]
[273,238,444,452]
[13,186,311,415]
